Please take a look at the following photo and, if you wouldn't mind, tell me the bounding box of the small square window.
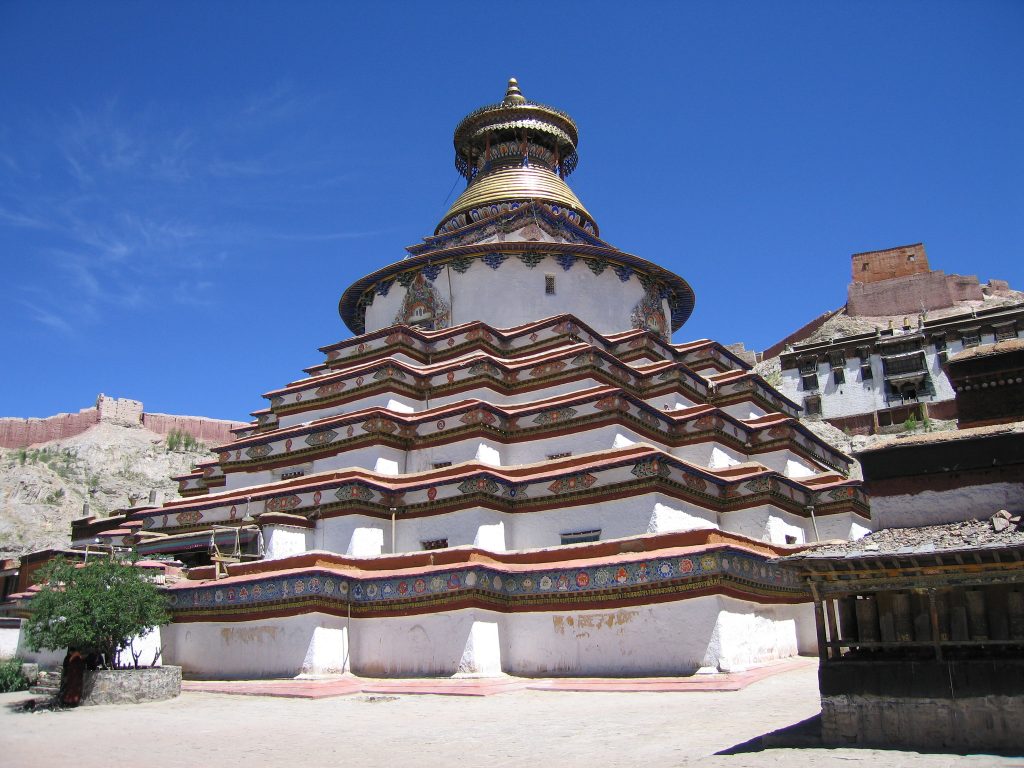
[784,534,798,545]
[560,529,601,545]
[421,538,448,550]
[545,274,556,295]
[801,374,819,392]
[996,325,1016,342]
[804,395,822,416]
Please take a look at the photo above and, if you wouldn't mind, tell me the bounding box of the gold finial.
[503,77,526,105]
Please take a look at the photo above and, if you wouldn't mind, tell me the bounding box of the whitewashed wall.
[363,259,664,338]
[162,614,349,679]
[166,597,815,679]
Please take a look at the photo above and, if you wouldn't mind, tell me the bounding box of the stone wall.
[0,394,244,449]
[822,694,1023,752]
[0,407,99,449]
[81,666,181,706]
[847,270,984,317]
[140,413,242,446]
[820,659,1024,752]
[851,243,930,284]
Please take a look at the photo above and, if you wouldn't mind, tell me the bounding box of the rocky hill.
[0,421,216,558]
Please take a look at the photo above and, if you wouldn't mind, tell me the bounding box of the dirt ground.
[0,664,1019,768]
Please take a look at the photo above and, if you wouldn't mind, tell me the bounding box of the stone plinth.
[81,666,181,706]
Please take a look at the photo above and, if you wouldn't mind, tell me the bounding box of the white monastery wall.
[4,625,164,670]
[871,482,1024,530]
[168,599,815,679]
[720,402,768,420]
[275,378,702,431]
[263,525,313,560]
[222,429,827,490]
[363,259,660,337]
[311,492,855,555]
[779,331,1024,420]
[0,623,22,659]
[162,614,349,678]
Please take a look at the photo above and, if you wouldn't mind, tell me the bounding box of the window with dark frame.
[431,461,452,469]
[545,274,556,295]
[560,529,601,545]
[421,538,448,550]
[803,395,822,416]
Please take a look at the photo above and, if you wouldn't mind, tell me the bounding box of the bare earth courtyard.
[0,664,1018,768]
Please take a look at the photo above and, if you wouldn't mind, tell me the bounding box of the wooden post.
[809,580,829,662]
[826,598,841,659]
[928,590,943,662]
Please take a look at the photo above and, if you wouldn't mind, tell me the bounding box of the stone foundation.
[822,693,1024,752]
[81,666,181,706]
[820,659,1024,753]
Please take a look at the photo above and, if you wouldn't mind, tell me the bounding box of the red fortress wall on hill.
[0,394,244,449]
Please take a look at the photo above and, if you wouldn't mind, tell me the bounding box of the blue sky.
[1,1,1021,422]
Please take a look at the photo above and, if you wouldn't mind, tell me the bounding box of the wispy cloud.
[18,299,76,336]
[1,86,362,334]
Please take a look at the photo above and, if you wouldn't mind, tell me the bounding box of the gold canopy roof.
[438,165,593,231]
[437,78,594,234]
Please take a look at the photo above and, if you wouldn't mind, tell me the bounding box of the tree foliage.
[24,557,170,668]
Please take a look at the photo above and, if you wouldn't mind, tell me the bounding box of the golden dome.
[438,165,593,231]
[438,78,594,234]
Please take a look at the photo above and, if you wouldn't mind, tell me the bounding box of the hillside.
[0,421,215,558]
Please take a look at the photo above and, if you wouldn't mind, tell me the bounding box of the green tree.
[24,557,170,669]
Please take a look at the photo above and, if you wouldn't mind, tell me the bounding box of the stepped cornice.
[310,316,749,377]
[252,347,790,429]
[133,444,867,545]
[184,388,848,491]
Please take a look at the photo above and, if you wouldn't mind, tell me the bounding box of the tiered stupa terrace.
[63,79,870,678]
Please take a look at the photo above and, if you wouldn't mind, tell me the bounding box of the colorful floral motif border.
[168,547,805,619]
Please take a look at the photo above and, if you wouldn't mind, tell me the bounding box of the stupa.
[74,79,870,678]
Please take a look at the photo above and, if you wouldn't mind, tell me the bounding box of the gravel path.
[0,664,1016,767]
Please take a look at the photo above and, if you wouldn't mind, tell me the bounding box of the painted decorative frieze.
[631,287,669,339]
[394,273,451,330]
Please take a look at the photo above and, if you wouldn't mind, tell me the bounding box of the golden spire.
[502,77,526,105]
[440,78,594,234]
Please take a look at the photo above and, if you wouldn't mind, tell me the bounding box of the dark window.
[803,395,822,416]
[560,529,601,545]
[545,274,556,295]
[547,451,572,460]
[961,332,981,348]
[431,461,452,469]
[882,353,926,377]
[828,351,845,369]
[833,368,846,385]
[784,535,798,545]
[280,469,304,480]
[996,325,1017,342]
[421,538,448,550]
[798,359,817,375]
[862,262,869,271]
[933,335,947,353]
[801,374,819,391]
[861,363,873,381]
